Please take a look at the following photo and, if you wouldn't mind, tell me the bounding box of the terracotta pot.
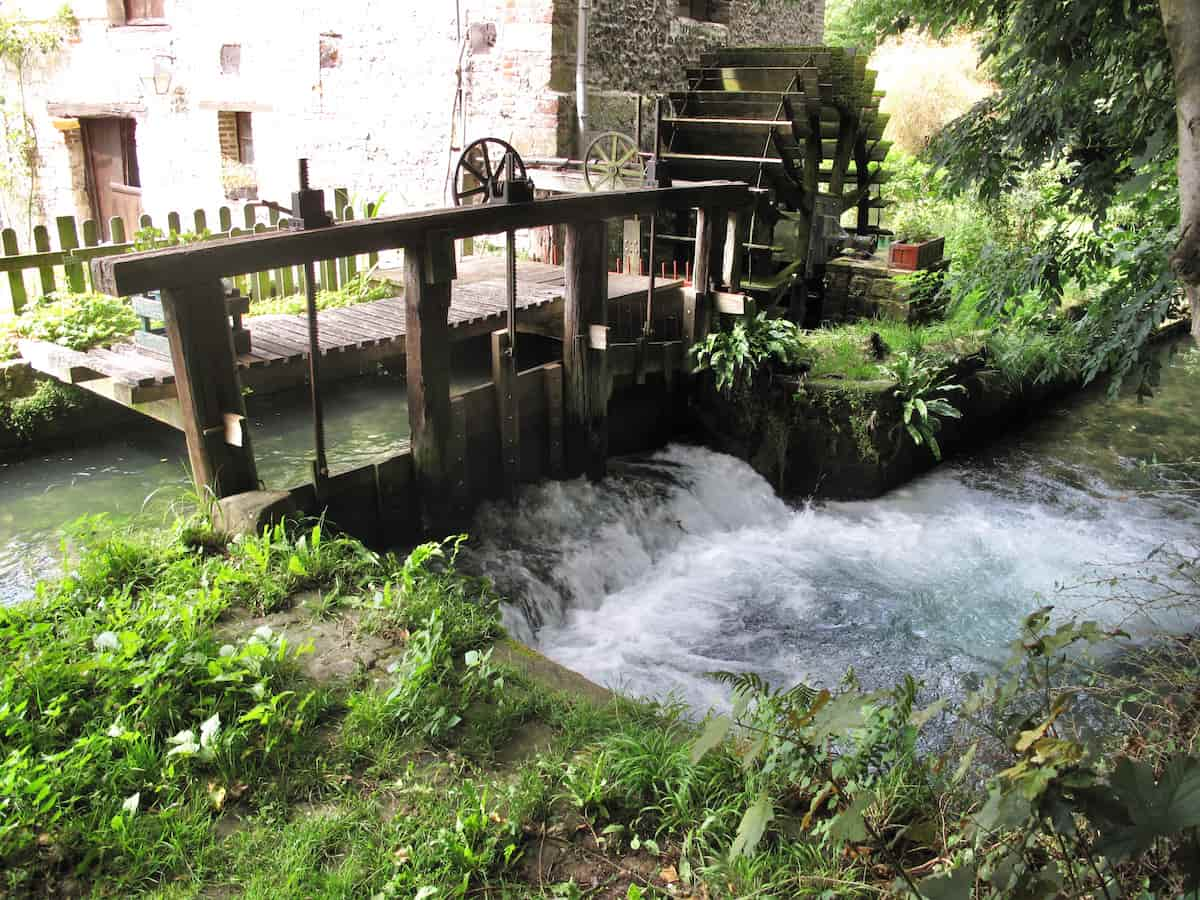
[888,236,945,271]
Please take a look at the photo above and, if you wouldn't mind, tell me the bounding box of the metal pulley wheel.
[583,131,645,192]
[453,137,528,206]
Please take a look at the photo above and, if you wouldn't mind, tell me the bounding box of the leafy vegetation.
[689,310,808,392]
[0,378,84,439]
[0,509,1197,897]
[247,268,397,317]
[6,291,139,352]
[880,351,964,460]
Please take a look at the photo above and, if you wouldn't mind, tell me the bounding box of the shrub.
[12,291,139,351]
[690,312,808,393]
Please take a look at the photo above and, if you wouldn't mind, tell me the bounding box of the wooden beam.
[491,328,521,496]
[404,236,456,532]
[722,210,744,290]
[91,181,753,296]
[685,207,717,345]
[159,279,258,498]
[562,221,609,480]
[544,362,565,479]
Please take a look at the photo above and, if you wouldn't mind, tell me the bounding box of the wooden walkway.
[19,257,681,415]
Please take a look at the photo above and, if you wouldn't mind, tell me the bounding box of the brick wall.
[1,0,823,240]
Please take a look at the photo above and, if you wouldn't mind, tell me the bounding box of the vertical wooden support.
[622,217,642,275]
[544,363,565,479]
[722,209,744,291]
[450,395,470,517]
[193,209,208,234]
[491,328,521,495]
[57,216,85,293]
[81,220,99,292]
[218,207,233,233]
[32,226,55,297]
[109,217,127,244]
[2,229,27,314]
[168,211,182,236]
[405,234,457,532]
[342,209,358,280]
[253,224,272,298]
[159,278,258,499]
[684,207,717,346]
[562,220,609,481]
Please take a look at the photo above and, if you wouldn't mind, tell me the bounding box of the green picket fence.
[0,188,384,316]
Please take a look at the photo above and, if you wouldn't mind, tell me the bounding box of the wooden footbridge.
[20,257,680,429]
[86,181,751,539]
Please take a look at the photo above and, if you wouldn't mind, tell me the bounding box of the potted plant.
[887,205,945,271]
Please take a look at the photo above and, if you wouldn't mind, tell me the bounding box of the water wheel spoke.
[480,141,494,181]
[458,186,487,199]
[461,160,488,185]
[614,147,639,169]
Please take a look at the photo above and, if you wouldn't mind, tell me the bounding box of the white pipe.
[576,0,589,156]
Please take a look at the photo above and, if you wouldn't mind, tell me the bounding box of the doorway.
[81,117,142,239]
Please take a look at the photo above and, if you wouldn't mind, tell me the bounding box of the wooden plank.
[2,228,28,313]
[342,208,358,281]
[491,329,520,496]
[219,207,232,232]
[194,209,208,234]
[562,220,609,480]
[405,235,456,532]
[17,339,104,383]
[722,210,744,290]
[81,220,100,292]
[110,217,127,244]
[32,226,56,297]
[57,216,85,293]
[92,181,753,296]
[253,223,272,299]
[450,395,469,518]
[685,207,716,345]
[167,211,182,236]
[159,278,258,498]
[544,361,564,479]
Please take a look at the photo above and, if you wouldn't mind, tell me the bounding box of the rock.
[0,360,36,402]
[213,489,298,537]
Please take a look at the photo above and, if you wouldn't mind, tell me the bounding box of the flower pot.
[889,236,945,271]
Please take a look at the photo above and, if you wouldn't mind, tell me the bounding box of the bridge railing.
[90,180,751,538]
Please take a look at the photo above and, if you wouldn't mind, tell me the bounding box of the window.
[124,0,164,23]
[218,111,256,199]
[675,0,729,24]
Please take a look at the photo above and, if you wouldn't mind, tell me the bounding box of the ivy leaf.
[974,785,1031,833]
[689,714,731,764]
[729,793,773,860]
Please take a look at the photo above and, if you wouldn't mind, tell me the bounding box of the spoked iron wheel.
[453,137,527,206]
[583,131,645,192]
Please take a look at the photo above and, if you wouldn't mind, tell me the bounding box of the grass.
[804,313,986,381]
[1,511,1196,897]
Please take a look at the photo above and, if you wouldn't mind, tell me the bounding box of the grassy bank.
[2,513,1198,898]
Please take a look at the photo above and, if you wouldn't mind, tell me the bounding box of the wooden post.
[2,229,27,314]
[722,209,744,291]
[562,220,609,480]
[491,328,521,495]
[57,216,85,293]
[544,363,564,479]
[159,278,258,498]
[405,234,457,531]
[684,207,717,346]
[622,217,642,275]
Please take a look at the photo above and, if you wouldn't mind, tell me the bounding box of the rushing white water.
[471,436,1199,712]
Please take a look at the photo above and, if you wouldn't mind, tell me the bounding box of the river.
[2,342,1198,714]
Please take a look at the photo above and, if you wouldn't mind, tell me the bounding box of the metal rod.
[505,154,518,352]
[644,213,656,338]
[297,159,328,483]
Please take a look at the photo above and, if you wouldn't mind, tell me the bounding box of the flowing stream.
[470,342,1200,711]
[2,341,1199,715]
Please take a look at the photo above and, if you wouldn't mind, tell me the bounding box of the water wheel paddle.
[453,138,527,206]
[583,131,645,192]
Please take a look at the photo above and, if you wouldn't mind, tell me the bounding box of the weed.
[691,312,808,393]
[9,291,139,352]
[879,351,965,460]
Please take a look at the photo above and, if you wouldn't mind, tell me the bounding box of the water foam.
[469,444,1198,712]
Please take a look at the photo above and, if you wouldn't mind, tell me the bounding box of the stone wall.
[551,0,824,152]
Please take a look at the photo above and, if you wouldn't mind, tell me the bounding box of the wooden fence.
[0,188,381,315]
